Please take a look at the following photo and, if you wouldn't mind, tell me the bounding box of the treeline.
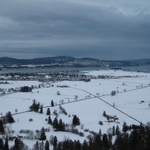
[52,123,150,150]
[0,123,150,149]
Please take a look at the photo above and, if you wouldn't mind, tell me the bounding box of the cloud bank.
[0,0,150,60]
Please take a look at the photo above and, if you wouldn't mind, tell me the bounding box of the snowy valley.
[0,69,150,149]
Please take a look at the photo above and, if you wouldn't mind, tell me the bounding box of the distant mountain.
[0,56,101,66]
[0,56,149,67]
[0,56,76,65]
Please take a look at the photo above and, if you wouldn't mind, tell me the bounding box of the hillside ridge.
[0,56,150,67]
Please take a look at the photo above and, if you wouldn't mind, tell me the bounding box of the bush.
[79,132,84,137]
[111,90,116,96]
[99,121,103,125]
[29,118,33,122]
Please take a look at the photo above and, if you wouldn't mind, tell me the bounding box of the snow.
[0,69,150,149]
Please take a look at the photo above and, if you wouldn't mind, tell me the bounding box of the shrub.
[99,121,103,125]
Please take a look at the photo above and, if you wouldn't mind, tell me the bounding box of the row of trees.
[0,137,28,150]
[47,114,80,131]
[36,123,150,150]
[0,112,15,134]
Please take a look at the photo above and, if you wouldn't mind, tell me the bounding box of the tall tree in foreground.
[45,140,50,150]
[39,127,46,141]
[4,138,9,150]
[0,138,4,149]
[0,120,4,134]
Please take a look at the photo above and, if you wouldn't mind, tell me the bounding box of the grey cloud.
[0,0,150,60]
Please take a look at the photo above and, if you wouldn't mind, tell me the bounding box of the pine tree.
[51,100,54,107]
[74,140,81,150]
[39,141,44,150]
[94,134,102,150]
[58,119,64,131]
[0,138,4,149]
[103,111,106,117]
[11,137,25,150]
[46,108,51,116]
[112,126,115,136]
[45,140,49,150]
[14,138,20,149]
[48,116,52,125]
[53,117,59,131]
[102,134,109,149]
[33,141,39,150]
[0,120,4,134]
[114,133,124,150]
[39,127,46,141]
[98,129,102,137]
[82,140,88,150]
[88,138,94,150]
[4,138,9,150]
[72,115,80,126]
[122,122,128,133]
[116,125,120,135]
[40,105,43,114]
[57,142,63,150]
[6,111,15,123]
[53,136,58,150]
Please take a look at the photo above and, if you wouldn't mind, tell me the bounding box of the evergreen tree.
[6,111,15,123]
[39,127,46,141]
[14,138,20,149]
[103,111,106,117]
[33,141,39,150]
[93,134,102,150]
[46,108,51,116]
[88,138,94,150]
[53,136,57,150]
[82,140,88,150]
[53,117,59,131]
[98,129,102,137]
[51,100,54,107]
[30,101,40,112]
[45,140,49,150]
[39,141,44,150]
[102,134,109,149]
[48,116,52,125]
[4,138,9,150]
[15,138,19,149]
[116,125,120,135]
[114,133,124,150]
[72,115,80,126]
[0,120,4,134]
[122,122,128,133]
[40,105,43,114]
[57,142,63,150]
[0,138,4,149]
[114,132,131,150]
[112,126,115,136]
[74,140,81,150]
[145,126,150,150]
[11,137,25,150]
[130,128,139,150]
[58,119,65,131]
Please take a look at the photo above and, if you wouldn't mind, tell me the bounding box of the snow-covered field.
[0,70,150,149]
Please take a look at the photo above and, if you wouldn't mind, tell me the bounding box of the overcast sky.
[0,0,150,60]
